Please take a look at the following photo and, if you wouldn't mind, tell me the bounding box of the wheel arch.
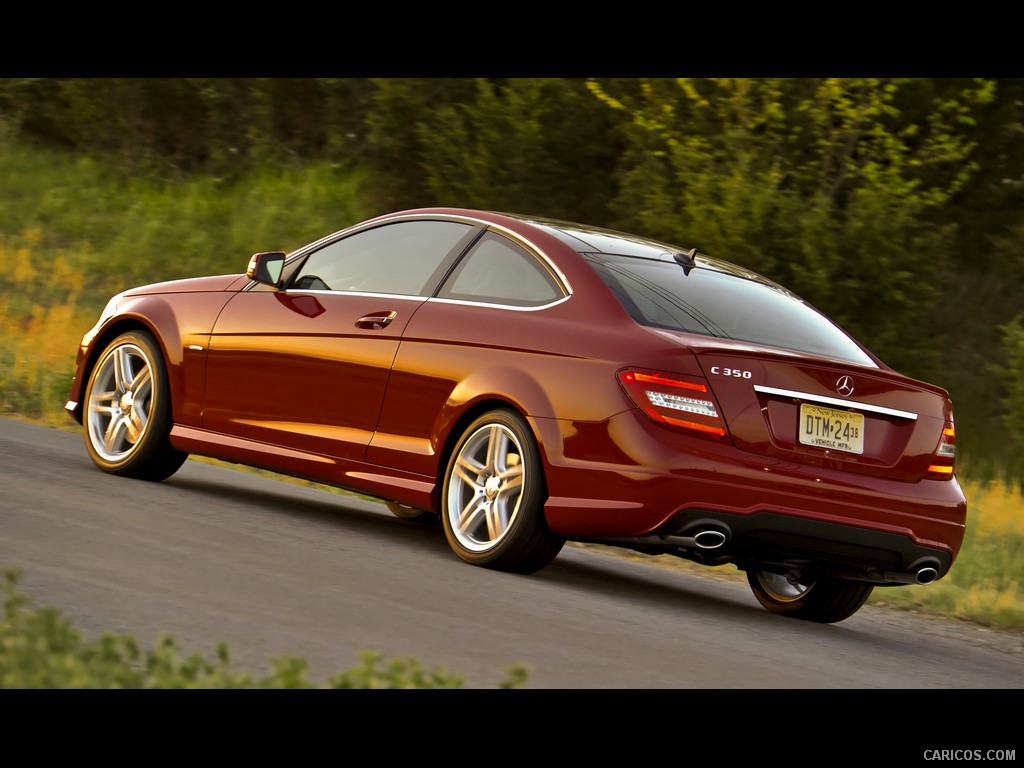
[429,397,550,514]
[73,308,181,424]
[423,364,559,504]
[78,322,189,481]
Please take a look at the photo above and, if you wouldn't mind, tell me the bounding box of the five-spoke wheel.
[441,409,564,573]
[83,330,187,481]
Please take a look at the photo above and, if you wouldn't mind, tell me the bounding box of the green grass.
[1,143,1021,632]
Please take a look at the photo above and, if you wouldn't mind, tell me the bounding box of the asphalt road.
[2,417,1023,693]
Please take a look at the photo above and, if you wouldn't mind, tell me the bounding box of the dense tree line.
[1,77,1021,479]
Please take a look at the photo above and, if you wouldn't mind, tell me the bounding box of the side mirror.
[246,251,286,287]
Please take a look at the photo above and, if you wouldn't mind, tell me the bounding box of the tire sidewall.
[441,408,545,567]
[83,330,173,476]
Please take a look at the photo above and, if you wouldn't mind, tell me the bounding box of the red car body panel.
[202,290,425,461]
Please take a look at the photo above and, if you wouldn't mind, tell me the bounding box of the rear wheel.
[746,567,874,624]
[83,330,188,481]
[441,409,564,574]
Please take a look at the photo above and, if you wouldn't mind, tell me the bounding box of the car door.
[202,219,480,462]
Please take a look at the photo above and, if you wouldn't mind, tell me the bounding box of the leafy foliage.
[586,77,993,375]
[992,317,1024,480]
[0,570,529,689]
[363,78,620,222]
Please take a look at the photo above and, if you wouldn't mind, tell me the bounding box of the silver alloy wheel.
[445,422,525,553]
[87,340,154,462]
[755,569,815,603]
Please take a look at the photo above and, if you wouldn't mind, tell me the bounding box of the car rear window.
[583,252,877,367]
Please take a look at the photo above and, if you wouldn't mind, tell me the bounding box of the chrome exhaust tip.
[654,526,730,551]
[882,562,941,585]
[691,529,728,550]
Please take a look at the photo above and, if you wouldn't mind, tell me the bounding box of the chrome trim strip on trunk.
[753,385,919,420]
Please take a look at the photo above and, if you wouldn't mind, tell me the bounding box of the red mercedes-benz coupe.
[65,207,967,623]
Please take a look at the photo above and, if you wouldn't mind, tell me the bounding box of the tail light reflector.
[926,417,956,479]
[619,369,730,443]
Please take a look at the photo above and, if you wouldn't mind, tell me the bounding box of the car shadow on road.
[165,464,935,649]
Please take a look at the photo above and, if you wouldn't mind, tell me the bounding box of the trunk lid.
[679,338,950,482]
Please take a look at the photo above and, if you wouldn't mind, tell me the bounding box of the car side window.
[437,231,565,307]
[290,220,475,295]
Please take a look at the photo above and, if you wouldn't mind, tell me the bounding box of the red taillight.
[618,369,730,443]
[926,417,956,479]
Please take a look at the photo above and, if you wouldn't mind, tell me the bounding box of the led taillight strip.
[660,413,728,437]
[630,371,708,391]
[646,390,719,418]
[620,369,729,442]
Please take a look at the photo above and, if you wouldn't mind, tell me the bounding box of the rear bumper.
[534,411,967,581]
[628,508,953,584]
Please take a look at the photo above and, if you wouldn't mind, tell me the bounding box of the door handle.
[355,311,397,329]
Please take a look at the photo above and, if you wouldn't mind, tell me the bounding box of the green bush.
[994,316,1024,479]
[0,569,529,689]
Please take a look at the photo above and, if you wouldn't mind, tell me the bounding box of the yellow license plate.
[798,403,864,454]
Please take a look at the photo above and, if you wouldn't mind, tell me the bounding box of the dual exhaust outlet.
[635,527,942,586]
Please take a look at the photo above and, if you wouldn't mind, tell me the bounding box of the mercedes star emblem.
[836,375,855,397]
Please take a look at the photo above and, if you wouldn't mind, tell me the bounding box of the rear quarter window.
[438,231,565,307]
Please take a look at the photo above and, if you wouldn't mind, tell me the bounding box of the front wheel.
[83,330,188,481]
[746,568,874,624]
[441,409,564,574]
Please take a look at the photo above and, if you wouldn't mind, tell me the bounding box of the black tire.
[441,409,564,574]
[82,330,188,481]
[746,568,874,624]
[385,501,440,526]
